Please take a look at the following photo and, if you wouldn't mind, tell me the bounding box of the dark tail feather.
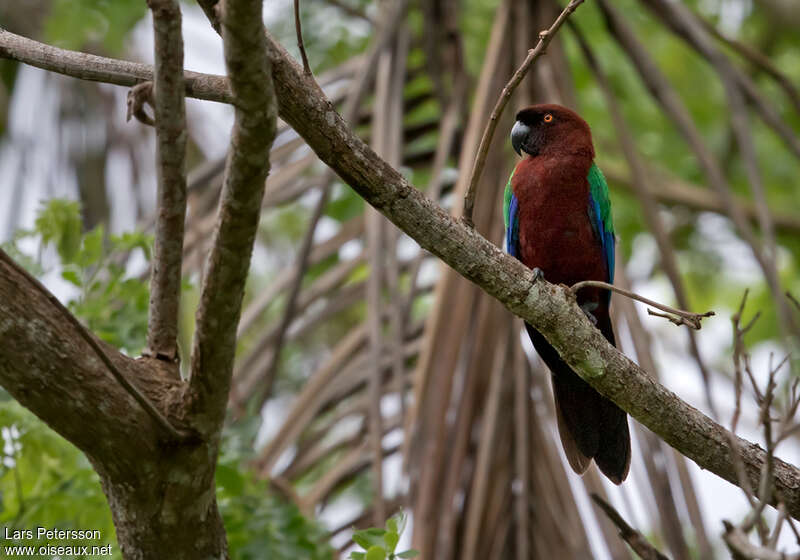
[525,323,631,484]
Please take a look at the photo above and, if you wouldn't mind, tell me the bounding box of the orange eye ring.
[543,114,553,123]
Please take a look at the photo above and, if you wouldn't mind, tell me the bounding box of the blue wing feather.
[588,192,614,285]
[506,193,520,258]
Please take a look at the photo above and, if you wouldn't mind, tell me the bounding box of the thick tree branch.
[0,28,232,103]
[145,0,189,363]
[0,250,186,471]
[461,0,584,226]
[187,0,278,434]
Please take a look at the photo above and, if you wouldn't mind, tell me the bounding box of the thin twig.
[461,0,585,227]
[570,279,714,329]
[590,493,670,560]
[294,0,312,75]
[0,249,188,440]
[723,520,799,560]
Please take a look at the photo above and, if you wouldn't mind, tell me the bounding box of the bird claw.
[532,267,545,283]
[580,302,598,326]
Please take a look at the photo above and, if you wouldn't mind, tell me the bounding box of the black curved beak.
[511,121,529,156]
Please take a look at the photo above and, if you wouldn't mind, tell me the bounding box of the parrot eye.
[543,113,553,123]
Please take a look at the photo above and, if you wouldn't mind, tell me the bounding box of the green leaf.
[77,226,104,268]
[352,527,387,550]
[365,546,386,560]
[349,553,365,560]
[397,550,420,558]
[61,268,82,287]
[35,199,82,263]
[386,512,406,537]
[383,530,399,553]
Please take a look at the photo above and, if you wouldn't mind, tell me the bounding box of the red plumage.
[509,104,630,483]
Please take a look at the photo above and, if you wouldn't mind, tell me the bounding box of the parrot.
[504,103,630,483]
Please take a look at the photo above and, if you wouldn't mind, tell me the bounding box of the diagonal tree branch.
[186,0,278,435]
[144,0,189,364]
[0,249,187,466]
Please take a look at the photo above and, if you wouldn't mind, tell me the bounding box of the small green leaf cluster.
[3,199,153,354]
[44,0,147,54]
[215,434,335,560]
[349,512,419,560]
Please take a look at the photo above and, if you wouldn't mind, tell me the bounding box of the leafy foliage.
[348,512,419,560]
[216,438,335,560]
[44,0,147,54]
[3,199,152,355]
[0,399,120,558]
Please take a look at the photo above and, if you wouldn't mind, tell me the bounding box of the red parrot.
[504,103,630,483]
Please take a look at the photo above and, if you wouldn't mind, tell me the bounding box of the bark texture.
[146,0,189,362]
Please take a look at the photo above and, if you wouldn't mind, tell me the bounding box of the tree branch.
[461,0,584,226]
[145,0,189,364]
[590,494,669,560]
[294,0,311,74]
[0,249,187,465]
[187,0,278,435]
[0,28,232,103]
[571,279,714,330]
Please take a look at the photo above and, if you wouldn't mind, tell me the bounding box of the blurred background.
[1,0,799,558]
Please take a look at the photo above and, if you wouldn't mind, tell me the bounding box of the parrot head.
[511,103,594,159]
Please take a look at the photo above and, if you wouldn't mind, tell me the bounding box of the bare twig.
[571,279,714,329]
[144,0,189,364]
[0,249,188,440]
[723,520,799,560]
[187,0,278,434]
[293,0,311,75]
[590,493,670,560]
[461,0,585,227]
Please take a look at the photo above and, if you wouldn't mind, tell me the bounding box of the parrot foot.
[580,302,598,326]
[532,267,545,283]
